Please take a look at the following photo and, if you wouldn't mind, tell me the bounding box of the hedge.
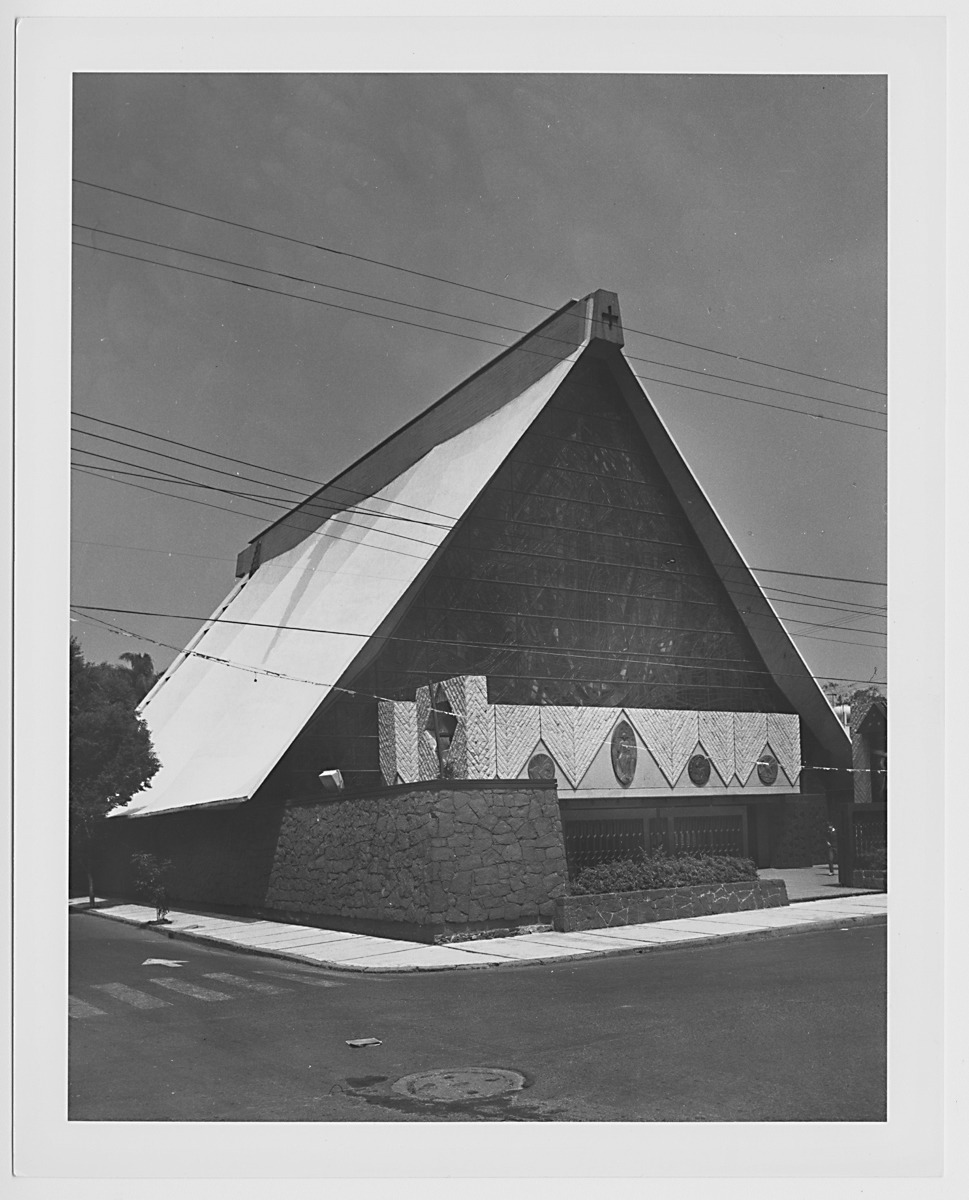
[570,851,758,896]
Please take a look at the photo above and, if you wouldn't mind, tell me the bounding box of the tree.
[69,638,160,904]
[822,681,886,708]
[118,651,159,703]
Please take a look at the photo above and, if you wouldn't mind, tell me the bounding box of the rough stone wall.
[263,782,569,940]
[554,879,788,932]
[769,795,829,868]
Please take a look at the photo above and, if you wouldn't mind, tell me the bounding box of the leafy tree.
[69,638,160,904]
[822,681,885,708]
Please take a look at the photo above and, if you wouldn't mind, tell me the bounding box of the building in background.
[102,290,853,940]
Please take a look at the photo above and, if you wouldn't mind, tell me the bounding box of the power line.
[72,176,888,397]
[72,431,453,531]
[72,240,887,436]
[74,610,885,711]
[73,412,458,522]
[73,454,449,552]
[73,221,885,419]
[71,467,434,562]
[74,452,888,647]
[71,533,885,622]
[70,603,884,676]
[73,410,886,594]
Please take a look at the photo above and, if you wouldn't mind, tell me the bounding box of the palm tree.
[119,652,158,703]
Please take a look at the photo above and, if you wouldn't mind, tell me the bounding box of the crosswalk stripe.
[92,983,171,1010]
[254,970,344,988]
[149,977,231,1001]
[69,995,106,1019]
[202,973,289,994]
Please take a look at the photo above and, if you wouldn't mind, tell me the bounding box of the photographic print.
[65,70,890,1126]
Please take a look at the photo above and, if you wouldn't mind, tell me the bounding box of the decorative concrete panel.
[541,707,578,786]
[768,713,801,783]
[378,700,419,786]
[376,675,801,792]
[699,711,735,784]
[495,705,540,778]
[625,708,676,784]
[669,710,700,783]
[445,674,495,780]
[574,708,620,784]
[378,700,396,786]
[415,686,439,781]
[734,712,769,784]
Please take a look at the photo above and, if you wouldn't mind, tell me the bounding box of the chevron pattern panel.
[377,700,396,786]
[669,710,700,783]
[381,676,802,790]
[540,706,579,786]
[767,713,801,783]
[395,703,419,784]
[734,712,769,784]
[495,705,541,778]
[698,711,735,784]
[442,674,495,780]
[624,708,673,783]
[377,700,419,785]
[574,707,620,784]
[414,686,439,781]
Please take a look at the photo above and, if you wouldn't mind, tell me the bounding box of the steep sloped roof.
[115,296,597,817]
[115,288,849,818]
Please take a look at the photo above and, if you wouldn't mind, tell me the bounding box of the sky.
[70,73,887,692]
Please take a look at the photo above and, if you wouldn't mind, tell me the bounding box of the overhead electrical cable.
[70,530,885,623]
[70,603,885,669]
[73,608,886,702]
[72,411,456,521]
[71,431,454,530]
[72,222,885,418]
[72,176,888,397]
[72,240,886,436]
[73,412,886,592]
[74,449,889,616]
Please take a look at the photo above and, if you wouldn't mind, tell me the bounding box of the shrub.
[571,850,758,896]
[131,852,174,922]
[856,845,887,872]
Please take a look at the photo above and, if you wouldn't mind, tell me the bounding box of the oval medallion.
[756,753,779,785]
[688,753,711,786]
[527,752,556,781]
[611,720,637,786]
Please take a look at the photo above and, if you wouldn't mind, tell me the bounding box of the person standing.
[826,822,838,876]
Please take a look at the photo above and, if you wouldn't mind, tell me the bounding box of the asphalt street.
[69,911,886,1122]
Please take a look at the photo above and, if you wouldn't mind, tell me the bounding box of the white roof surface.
[115,346,586,817]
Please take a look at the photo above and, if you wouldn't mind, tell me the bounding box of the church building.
[103,291,853,941]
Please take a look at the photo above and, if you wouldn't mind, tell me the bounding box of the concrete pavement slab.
[332,945,507,970]
[451,937,595,960]
[289,936,425,963]
[518,930,655,952]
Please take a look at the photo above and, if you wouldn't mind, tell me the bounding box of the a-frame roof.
[116,290,849,818]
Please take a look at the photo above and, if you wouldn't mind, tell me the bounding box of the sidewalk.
[70,891,888,973]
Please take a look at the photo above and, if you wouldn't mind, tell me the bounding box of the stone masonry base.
[554,879,789,932]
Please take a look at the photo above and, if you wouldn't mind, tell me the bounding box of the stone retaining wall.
[263,780,569,941]
[554,878,788,932]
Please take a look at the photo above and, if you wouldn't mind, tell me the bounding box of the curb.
[71,904,887,974]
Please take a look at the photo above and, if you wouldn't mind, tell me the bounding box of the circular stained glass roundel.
[688,754,711,786]
[611,721,637,786]
[527,753,556,781]
[756,753,779,785]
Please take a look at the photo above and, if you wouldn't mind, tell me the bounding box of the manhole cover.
[392,1067,525,1103]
